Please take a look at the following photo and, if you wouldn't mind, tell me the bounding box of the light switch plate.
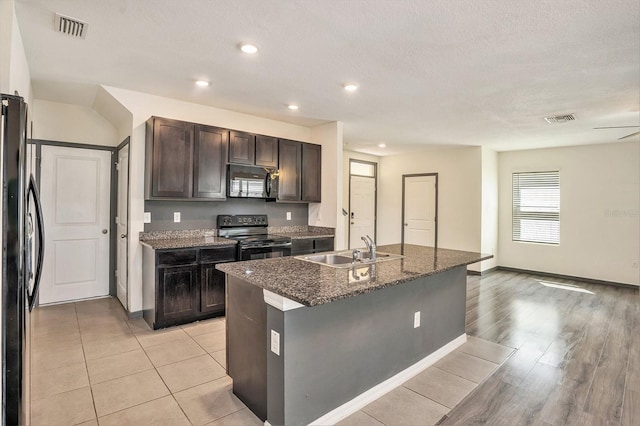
[270,330,280,356]
[174,212,181,223]
[286,212,292,221]
[143,212,151,223]
[414,311,421,328]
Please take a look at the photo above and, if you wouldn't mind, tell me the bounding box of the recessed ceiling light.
[288,104,299,110]
[342,82,359,92]
[378,143,386,148]
[195,80,210,87]
[239,43,259,54]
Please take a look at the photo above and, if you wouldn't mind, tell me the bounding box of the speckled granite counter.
[140,237,236,250]
[272,231,335,239]
[268,225,335,240]
[139,229,236,250]
[216,244,491,306]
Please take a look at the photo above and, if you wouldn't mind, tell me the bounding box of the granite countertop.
[140,236,236,250]
[272,231,335,239]
[216,244,492,306]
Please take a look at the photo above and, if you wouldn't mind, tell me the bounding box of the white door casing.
[39,145,111,304]
[349,176,376,249]
[403,175,437,247]
[116,145,129,309]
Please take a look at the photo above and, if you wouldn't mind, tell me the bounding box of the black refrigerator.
[1,93,45,425]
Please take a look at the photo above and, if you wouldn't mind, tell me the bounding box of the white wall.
[102,86,338,313]
[32,99,119,146]
[378,147,483,260]
[0,0,32,103]
[309,122,344,244]
[342,151,380,250]
[498,141,640,286]
[481,147,499,271]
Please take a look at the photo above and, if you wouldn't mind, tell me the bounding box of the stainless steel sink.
[296,251,403,268]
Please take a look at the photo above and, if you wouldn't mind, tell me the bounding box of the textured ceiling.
[14,0,640,154]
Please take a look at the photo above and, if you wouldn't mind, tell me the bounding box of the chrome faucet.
[361,235,376,260]
[352,249,361,263]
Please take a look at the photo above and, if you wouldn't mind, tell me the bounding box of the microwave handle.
[265,172,272,198]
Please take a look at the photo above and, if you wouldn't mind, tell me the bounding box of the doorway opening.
[402,173,438,247]
[348,159,377,249]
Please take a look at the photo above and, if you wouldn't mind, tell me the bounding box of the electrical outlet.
[286,212,292,221]
[633,261,639,269]
[173,212,181,223]
[270,330,280,356]
[414,311,421,328]
[143,212,151,223]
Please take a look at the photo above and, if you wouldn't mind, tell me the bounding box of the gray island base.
[217,244,491,426]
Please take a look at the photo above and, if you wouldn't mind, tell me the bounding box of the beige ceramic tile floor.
[31,297,512,425]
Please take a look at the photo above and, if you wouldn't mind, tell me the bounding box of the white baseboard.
[309,333,467,425]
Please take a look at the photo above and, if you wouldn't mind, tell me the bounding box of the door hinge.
[115,162,120,171]
[115,270,118,278]
[115,216,119,224]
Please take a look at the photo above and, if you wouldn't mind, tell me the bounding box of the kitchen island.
[216,244,491,425]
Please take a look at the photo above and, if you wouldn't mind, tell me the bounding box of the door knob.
[102,229,108,234]
[350,222,355,225]
[120,234,127,239]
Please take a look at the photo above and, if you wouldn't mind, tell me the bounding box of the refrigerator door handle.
[27,174,45,312]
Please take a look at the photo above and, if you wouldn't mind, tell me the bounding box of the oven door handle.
[241,243,292,250]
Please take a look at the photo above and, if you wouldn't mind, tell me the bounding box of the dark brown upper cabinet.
[146,117,194,198]
[301,143,322,202]
[277,139,302,201]
[228,131,256,165]
[229,132,279,169]
[194,125,228,199]
[145,117,228,200]
[277,139,322,203]
[255,135,278,168]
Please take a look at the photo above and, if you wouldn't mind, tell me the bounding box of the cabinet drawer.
[314,237,334,253]
[201,246,237,263]
[157,249,197,266]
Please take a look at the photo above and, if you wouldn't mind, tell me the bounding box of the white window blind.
[512,171,560,244]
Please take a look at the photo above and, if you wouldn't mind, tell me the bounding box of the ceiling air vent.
[54,13,88,39]
[544,114,576,124]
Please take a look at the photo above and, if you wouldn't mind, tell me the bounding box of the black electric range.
[217,215,292,260]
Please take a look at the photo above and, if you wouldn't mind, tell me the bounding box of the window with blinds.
[512,171,560,244]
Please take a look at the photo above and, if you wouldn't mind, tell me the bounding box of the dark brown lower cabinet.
[142,244,236,329]
[200,263,226,314]
[157,265,198,325]
[291,237,334,256]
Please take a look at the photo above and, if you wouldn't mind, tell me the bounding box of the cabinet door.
[229,131,256,165]
[194,125,228,199]
[301,143,322,202]
[255,135,278,168]
[277,139,302,201]
[200,263,226,314]
[157,264,198,324]
[151,118,194,198]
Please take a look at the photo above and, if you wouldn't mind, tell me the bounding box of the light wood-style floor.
[441,270,639,426]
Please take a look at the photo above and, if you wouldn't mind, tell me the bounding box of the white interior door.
[40,145,111,304]
[116,145,129,309]
[403,175,437,246]
[350,176,376,248]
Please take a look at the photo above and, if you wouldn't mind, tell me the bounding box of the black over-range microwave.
[227,164,279,199]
